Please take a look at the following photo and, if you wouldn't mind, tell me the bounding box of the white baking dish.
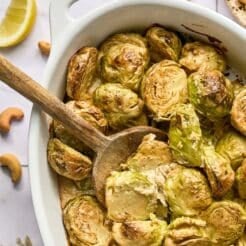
[29,0,246,245]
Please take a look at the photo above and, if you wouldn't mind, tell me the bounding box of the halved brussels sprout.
[47,138,92,181]
[215,131,246,170]
[124,134,172,172]
[98,33,149,91]
[58,176,84,209]
[188,70,233,121]
[202,201,246,245]
[112,216,167,246]
[164,167,212,218]
[105,171,157,222]
[164,217,211,246]
[236,159,246,199]
[232,80,245,97]
[179,41,226,73]
[53,100,107,153]
[231,87,246,136]
[237,234,246,246]
[168,104,203,167]
[141,60,188,121]
[63,195,112,245]
[199,115,232,146]
[66,47,98,100]
[94,83,144,130]
[203,144,235,197]
[146,26,182,62]
[73,174,95,197]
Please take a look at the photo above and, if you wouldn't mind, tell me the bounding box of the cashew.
[0,153,22,183]
[0,107,24,133]
[38,41,51,56]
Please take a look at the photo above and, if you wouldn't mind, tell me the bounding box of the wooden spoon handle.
[0,55,109,152]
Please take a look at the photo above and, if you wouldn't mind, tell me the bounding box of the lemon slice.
[0,0,37,47]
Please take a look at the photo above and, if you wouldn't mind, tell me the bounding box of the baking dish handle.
[49,0,78,44]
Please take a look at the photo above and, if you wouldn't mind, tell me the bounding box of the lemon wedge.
[0,0,37,47]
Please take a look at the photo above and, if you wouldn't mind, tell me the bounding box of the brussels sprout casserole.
[47,25,246,246]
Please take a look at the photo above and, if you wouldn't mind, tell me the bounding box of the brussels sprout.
[146,26,182,62]
[47,138,92,181]
[94,83,144,130]
[112,216,167,246]
[236,159,246,199]
[231,88,246,136]
[63,195,112,246]
[66,47,98,100]
[58,176,85,209]
[143,163,183,218]
[124,134,172,172]
[168,104,203,167]
[98,33,149,91]
[124,112,149,128]
[105,171,157,222]
[203,144,235,197]
[215,131,246,170]
[164,167,212,218]
[164,217,211,246]
[237,234,246,246]
[141,60,188,121]
[179,41,226,73]
[202,201,246,245]
[73,174,95,196]
[53,100,107,153]
[232,80,245,97]
[188,70,234,121]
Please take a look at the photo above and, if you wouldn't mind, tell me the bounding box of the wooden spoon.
[0,55,166,205]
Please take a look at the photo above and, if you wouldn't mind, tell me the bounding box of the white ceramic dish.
[29,0,246,245]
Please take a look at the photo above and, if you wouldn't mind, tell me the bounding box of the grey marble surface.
[0,0,238,245]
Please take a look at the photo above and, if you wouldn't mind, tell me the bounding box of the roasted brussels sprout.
[94,83,144,130]
[146,26,182,62]
[237,233,246,246]
[63,196,112,245]
[66,47,98,100]
[53,100,107,153]
[58,176,84,209]
[164,167,212,218]
[73,174,95,197]
[98,33,149,91]
[215,131,246,170]
[202,201,246,245]
[231,87,246,136]
[141,60,188,121]
[236,159,246,199]
[232,80,245,96]
[168,104,203,167]
[112,216,167,246]
[188,70,234,121]
[124,134,172,172]
[105,171,157,222]
[179,41,226,73]
[47,138,92,181]
[203,144,235,197]
[164,217,211,246]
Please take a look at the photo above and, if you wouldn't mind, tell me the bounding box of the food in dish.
[47,25,246,245]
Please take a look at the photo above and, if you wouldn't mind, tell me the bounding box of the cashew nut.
[38,41,51,56]
[0,107,24,133]
[0,153,22,183]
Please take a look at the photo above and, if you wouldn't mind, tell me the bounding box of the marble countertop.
[0,0,239,245]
